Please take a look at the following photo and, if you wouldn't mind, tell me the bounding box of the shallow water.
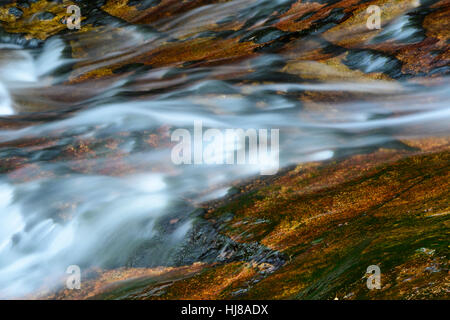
[0,0,448,297]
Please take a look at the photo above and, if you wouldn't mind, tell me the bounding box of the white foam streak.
[0,37,67,115]
[0,82,13,115]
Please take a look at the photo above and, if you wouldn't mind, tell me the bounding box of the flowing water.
[0,0,448,297]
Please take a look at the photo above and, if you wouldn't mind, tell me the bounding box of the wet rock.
[239,27,288,44]
[126,204,286,276]
[127,0,161,10]
[0,27,43,48]
[36,11,55,21]
[343,50,404,79]
[226,187,240,197]
[8,7,23,19]
[369,12,427,45]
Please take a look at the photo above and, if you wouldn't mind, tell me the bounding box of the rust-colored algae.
[160,149,449,300]
[0,0,448,301]
[49,147,448,300]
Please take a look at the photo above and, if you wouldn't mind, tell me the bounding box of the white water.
[0,39,67,116]
[0,4,448,298]
[0,82,12,115]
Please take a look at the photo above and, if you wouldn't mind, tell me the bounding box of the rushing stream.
[0,0,448,298]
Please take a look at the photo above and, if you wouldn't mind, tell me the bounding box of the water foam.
[0,38,67,116]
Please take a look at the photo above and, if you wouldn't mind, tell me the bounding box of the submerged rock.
[0,0,448,300]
